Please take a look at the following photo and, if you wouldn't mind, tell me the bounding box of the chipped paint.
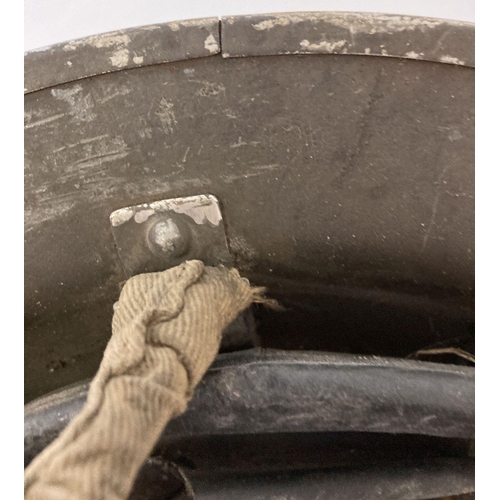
[132,55,144,64]
[168,22,180,31]
[110,49,129,67]
[299,39,347,52]
[204,34,219,54]
[440,55,465,65]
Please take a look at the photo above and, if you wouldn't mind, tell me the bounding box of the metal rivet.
[147,217,190,259]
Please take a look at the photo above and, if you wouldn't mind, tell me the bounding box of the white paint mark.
[115,195,222,226]
[440,55,465,65]
[405,51,421,59]
[169,22,180,31]
[63,42,79,51]
[63,33,130,51]
[252,18,291,30]
[132,56,144,64]
[364,48,371,54]
[89,34,130,48]
[110,208,134,227]
[134,209,155,224]
[299,39,347,52]
[66,61,73,66]
[167,196,221,225]
[204,34,219,54]
[110,49,129,67]
[179,18,215,28]
[249,13,449,37]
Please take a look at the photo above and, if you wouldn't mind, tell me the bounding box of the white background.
[25,0,474,51]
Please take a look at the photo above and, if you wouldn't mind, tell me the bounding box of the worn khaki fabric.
[25,261,259,500]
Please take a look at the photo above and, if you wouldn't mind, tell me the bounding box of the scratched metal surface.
[221,12,474,66]
[24,17,221,93]
[24,14,474,402]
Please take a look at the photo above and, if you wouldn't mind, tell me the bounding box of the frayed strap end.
[250,286,284,311]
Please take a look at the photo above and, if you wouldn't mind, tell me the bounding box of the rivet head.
[147,217,190,259]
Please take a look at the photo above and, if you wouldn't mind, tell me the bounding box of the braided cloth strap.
[25,261,262,500]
